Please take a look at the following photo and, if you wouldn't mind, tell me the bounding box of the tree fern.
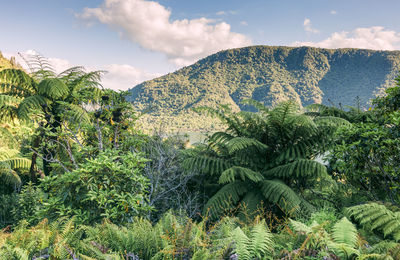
[17,95,48,121]
[186,100,342,220]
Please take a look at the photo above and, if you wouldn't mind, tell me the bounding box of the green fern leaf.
[264,159,327,179]
[248,219,273,257]
[219,166,264,184]
[331,217,358,247]
[231,227,251,259]
[204,181,248,218]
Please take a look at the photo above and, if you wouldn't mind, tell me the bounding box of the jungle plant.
[35,149,152,225]
[286,217,387,259]
[184,100,346,220]
[327,76,400,206]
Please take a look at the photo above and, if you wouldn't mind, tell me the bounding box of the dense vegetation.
[128,46,400,132]
[1,52,400,259]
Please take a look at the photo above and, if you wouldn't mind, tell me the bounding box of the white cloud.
[330,10,337,15]
[292,26,400,50]
[3,50,158,90]
[101,64,160,90]
[77,0,251,66]
[303,18,319,34]
[216,11,226,16]
[240,21,248,26]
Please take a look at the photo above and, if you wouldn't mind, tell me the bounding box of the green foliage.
[184,101,340,220]
[0,147,31,186]
[129,46,400,132]
[347,202,400,241]
[36,149,151,225]
[331,217,358,247]
[12,182,45,225]
[328,76,400,206]
[231,219,274,259]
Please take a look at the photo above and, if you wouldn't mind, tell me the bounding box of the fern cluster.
[0,212,275,259]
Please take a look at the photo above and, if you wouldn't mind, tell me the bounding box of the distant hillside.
[131,46,400,131]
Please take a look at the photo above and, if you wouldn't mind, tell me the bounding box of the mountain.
[132,46,400,131]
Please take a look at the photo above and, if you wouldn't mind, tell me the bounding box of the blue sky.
[2,0,400,90]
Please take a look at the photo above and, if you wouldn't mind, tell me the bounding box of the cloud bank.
[77,0,251,66]
[293,26,400,50]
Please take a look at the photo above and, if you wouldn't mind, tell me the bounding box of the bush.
[36,149,152,225]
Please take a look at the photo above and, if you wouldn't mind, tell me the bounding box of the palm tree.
[183,100,347,220]
[0,54,103,177]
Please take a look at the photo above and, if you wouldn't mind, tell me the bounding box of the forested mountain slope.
[128,46,400,131]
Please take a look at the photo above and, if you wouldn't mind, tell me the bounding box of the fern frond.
[204,181,248,218]
[290,219,313,234]
[347,203,400,241]
[219,166,264,184]
[275,140,314,163]
[231,227,251,259]
[38,78,69,100]
[264,159,327,179]
[248,219,273,257]
[314,116,350,127]
[55,101,90,123]
[208,131,234,146]
[331,217,358,247]
[3,158,31,170]
[0,94,21,107]
[225,137,268,154]
[238,191,265,220]
[0,69,36,90]
[17,94,48,121]
[261,179,313,214]
[183,155,231,175]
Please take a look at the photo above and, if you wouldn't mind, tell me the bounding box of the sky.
[2,0,400,90]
